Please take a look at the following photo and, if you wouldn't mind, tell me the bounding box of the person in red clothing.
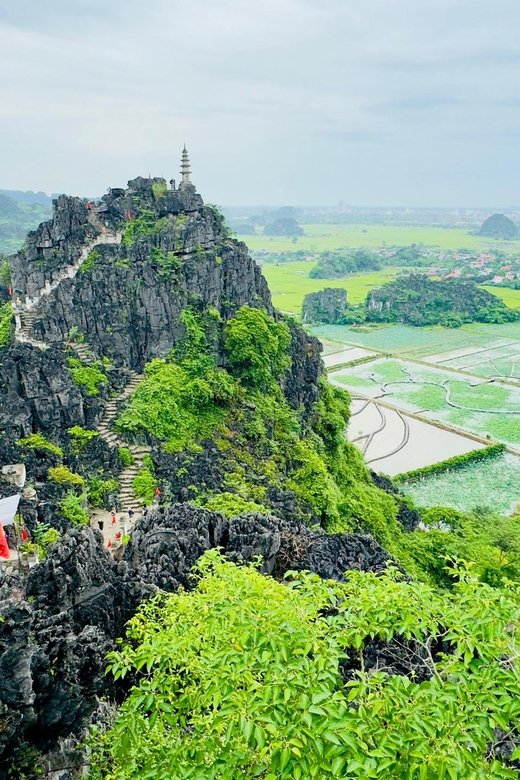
[111,510,117,525]
[154,486,160,504]
[0,522,10,559]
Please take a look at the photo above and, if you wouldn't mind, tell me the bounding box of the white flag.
[0,494,21,526]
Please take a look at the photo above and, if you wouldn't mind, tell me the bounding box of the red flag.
[0,522,10,559]
[21,528,29,542]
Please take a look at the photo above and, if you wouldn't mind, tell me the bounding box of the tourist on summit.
[97,519,104,532]
[111,510,117,525]
[128,508,134,522]
[154,486,160,504]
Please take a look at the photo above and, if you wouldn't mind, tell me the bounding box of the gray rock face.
[0,510,391,775]
[0,343,87,439]
[302,287,348,324]
[11,196,99,298]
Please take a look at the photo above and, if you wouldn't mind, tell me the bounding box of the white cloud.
[1,0,519,204]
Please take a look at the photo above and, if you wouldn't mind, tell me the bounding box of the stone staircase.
[96,371,151,513]
[15,229,122,348]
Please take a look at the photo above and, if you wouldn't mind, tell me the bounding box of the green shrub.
[122,210,169,246]
[67,357,107,395]
[0,302,13,347]
[116,358,231,453]
[59,491,89,525]
[79,248,101,273]
[225,306,291,389]
[118,447,134,467]
[152,179,168,198]
[88,477,119,508]
[32,522,61,559]
[18,432,63,458]
[68,425,99,453]
[132,467,156,505]
[68,325,85,343]
[150,247,181,278]
[91,550,520,779]
[48,465,85,486]
[199,492,270,518]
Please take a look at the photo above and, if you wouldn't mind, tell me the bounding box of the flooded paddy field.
[311,321,520,366]
[400,452,520,516]
[330,357,520,448]
[348,398,485,476]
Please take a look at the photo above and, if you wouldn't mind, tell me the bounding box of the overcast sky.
[1,0,520,206]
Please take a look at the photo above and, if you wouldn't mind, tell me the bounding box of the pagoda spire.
[180,145,192,188]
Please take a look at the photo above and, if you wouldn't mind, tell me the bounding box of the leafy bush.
[32,522,61,559]
[151,179,168,198]
[68,425,99,453]
[150,247,181,278]
[88,477,119,508]
[132,467,156,505]
[79,247,101,274]
[225,306,291,389]
[48,465,85,486]
[118,447,134,467]
[18,432,63,458]
[122,210,169,247]
[199,492,270,517]
[59,491,89,525]
[67,357,107,395]
[0,302,13,347]
[91,551,520,779]
[116,358,231,453]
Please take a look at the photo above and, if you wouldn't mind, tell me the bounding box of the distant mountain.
[0,192,52,254]
[479,213,518,239]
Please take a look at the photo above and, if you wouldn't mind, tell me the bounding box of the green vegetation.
[395,443,506,482]
[59,491,89,525]
[118,447,134,467]
[151,179,168,199]
[366,275,519,327]
[401,453,520,517]
[79,247,101,274]
[0,302,12,347]
[309,249,381,278]
[122,210,169,247]
[32,522,61,560]
[88,477,119,508]
[48,465,85,486]
[261,262,403,314]
[90,550,520,779]
[132,466,157,505]
[197,492,270,517]
[150,247,181,278]
[18,432,63,458]
[224,306,291,388]
[67,357,107,395]
[402,506,520,588]
[67,425,99,453]
[116,358,232,454]
[0,193,51,254]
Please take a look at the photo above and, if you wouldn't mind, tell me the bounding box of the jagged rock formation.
[0,164,410,777]
[302,287,348,324]
[479,212,518,239]
[0,507,391,777]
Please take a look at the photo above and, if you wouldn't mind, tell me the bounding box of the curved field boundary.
[394,443,506,483]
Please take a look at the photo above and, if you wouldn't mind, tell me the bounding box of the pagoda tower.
[180,145,192,189]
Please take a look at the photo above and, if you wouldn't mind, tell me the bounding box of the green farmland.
[239,223,520,253]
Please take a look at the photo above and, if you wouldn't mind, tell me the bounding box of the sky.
[1,0,520,206]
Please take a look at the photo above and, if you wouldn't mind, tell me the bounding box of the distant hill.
[0,192,52,254]
[479,213,518,239]
[367,274,518,327]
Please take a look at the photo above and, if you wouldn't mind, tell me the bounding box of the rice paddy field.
[400,452,520,516]
[260,262,405,313]
[311,321,520,369]
[330,357,520,448]
[239,223,520,253]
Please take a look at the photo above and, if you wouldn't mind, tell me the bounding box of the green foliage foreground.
[90,551,520,780]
